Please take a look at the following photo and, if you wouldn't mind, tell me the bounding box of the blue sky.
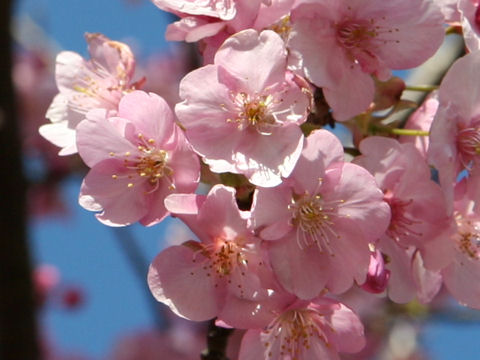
[14,0,171,56]
[15,0,176,357]
[31,177,174,357]
[15,0,480,358]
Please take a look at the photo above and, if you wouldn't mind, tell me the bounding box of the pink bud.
[361,250,390,294]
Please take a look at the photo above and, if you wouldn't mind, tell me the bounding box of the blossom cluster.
[39,0,480,359]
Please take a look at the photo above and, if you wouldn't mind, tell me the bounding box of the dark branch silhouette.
[0,0,40,358]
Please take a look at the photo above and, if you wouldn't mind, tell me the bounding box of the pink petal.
[292,129,344,192]
[234,125,304,187]
[148,245,220,321]
[39,122,77,156]
[251,186,292,240]
[214,29,287,93]
[117,91,175,146]
[268,234,330,299]
[328,303,366,353]
[79,161,148,226]
[76,113,135,168]
[164,193,206,215]
[238,330,265,360]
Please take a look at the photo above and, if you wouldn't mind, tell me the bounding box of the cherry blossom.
[289,0,444,120]
[76,90,199,226]
[151,0,237,20]
[39,33,142,155]
[148,185,278,324]
[378,240,443,304]
[156,0,295,63]
[441,190,480,309]
[459,0,480,51]
[175,29,310,187]
[354,137,451,302]
[33,0,480,356]
[238,297,365,360]
[251,130,390,298]
[428,51,480,211]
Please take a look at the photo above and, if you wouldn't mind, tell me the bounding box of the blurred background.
[2,0,480,359]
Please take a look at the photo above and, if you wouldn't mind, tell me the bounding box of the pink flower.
[459,0,480,51]
[76,90,200,226]
[40,33,142,155]
[151,0,238,21]
[354,136,451,302]
[441,192,480,309]
[175,30,310,187]
[148,185,278,324]
[355,137,450,250]
[157,0,295,62]
[238,297,365,360]
[378,240,443,304]
[428,51,480,212]
[289,0,444,120]
[251,130,391,298]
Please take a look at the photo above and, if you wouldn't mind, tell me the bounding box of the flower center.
[210,239,248,277]
[456,215,480,260]
[335,14,399,75]
[337,20,377,50]
[384,190,422,242]
[136,148,170,183]
[456,127,480,168]
[268,15,292,41]
[227,92,277,134]
[289,192,340,253]
[110,133,174,192]
[261,309,329,358]
[186,236,252,297]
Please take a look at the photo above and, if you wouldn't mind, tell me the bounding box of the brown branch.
[200,319,234,360]
[0,0,40,358]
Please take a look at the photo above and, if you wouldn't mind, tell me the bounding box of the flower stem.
[390,128,429,136]
[368,123,429,137]
[405,85,438,92]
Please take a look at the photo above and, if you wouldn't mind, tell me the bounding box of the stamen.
[457,126,480,169]
[384,192,422,242]
[289,188,341,255]
[225,91,281,134]
[188,237,253,297]
[110,133,175,192]
[455,215,480,261]
[262,309,330,358]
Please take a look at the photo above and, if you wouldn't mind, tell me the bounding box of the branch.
[0,0,40,358]
[200,319,234,360]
